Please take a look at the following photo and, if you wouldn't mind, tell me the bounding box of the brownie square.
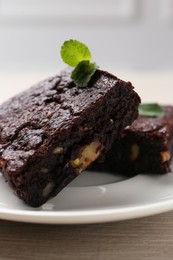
[0,69,140,207]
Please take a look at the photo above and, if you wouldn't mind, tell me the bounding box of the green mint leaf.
[139,103,165,117]
[61,39,92,67]
[71,60,98,88]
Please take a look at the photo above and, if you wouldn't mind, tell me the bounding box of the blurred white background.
[0,0,173,72]
[0,0,173,105]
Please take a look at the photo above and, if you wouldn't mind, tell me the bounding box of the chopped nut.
[41,167,49,174]
[129,144,140,161]
[42,182,55,198]
[160,151,170,163]
[71,158,80,166]
[70,140,103,174]
[53,146,64,155]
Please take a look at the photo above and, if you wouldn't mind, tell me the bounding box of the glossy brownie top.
[0,69,138,144]
[127,106,173,133]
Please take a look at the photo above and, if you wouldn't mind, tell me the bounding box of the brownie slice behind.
[91,106,173,175]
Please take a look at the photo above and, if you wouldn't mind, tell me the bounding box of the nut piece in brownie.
[0,69,140,207]
[91,106,173,175]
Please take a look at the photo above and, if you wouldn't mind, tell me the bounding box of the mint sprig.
[61,40,92,67]
[61,39,99,88]
[139,103,165,117]
[71,61,98,88]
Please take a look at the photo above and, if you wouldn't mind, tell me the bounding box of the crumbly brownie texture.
[0,69,140,207]
[91,106,173,175]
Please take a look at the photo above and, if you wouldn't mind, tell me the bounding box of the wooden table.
[1,211,173,260]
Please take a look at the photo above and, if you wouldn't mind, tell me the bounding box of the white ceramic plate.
[1,167,173,224]
[1,72,173,224]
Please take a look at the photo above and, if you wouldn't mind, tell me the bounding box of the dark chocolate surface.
[128,106,173,133]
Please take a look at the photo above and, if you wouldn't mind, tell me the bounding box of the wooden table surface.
[1,211,173,260]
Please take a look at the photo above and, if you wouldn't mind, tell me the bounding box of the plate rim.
[1,196,173,224]
[1,170,173,224]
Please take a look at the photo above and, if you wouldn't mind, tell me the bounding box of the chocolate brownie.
[91,106,173,175]
[0,68,140,207]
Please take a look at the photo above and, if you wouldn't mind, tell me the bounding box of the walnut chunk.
[42,182,55,198]
[70,141,103,174]
[71,158,80,166]
[41,167,49,174]
[53,146,64,155]
[129,144,140,161]
[160,151,170,163]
